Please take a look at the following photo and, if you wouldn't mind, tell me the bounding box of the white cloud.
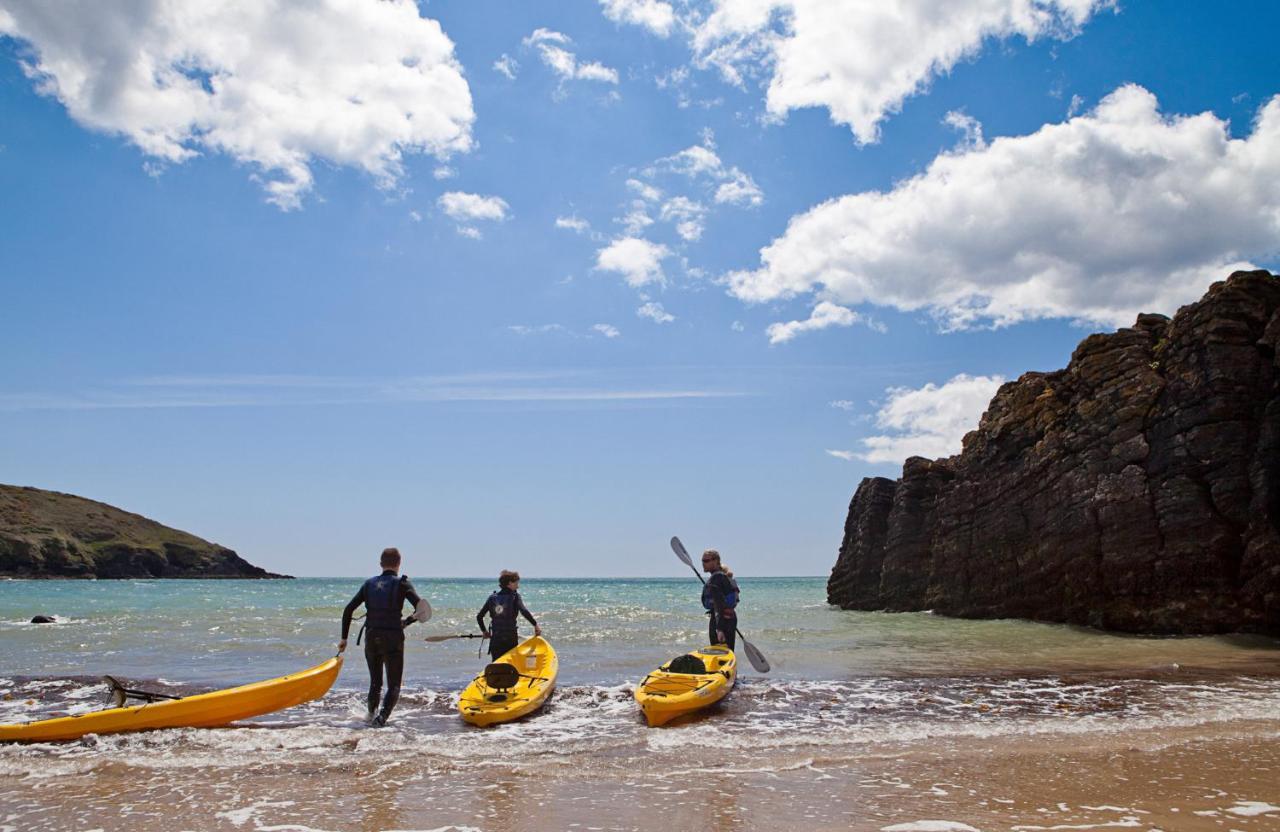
[524,28,619,85]
[829,400,855,410]
[438,191,510,222]
[943,109,985,150]
[637,301,676,323]
[690,0,1108,144]
[619,203,655,235]
[433,165,457,180]
[654,135,764,206]
[730,320,745,332]
[765,301,864,344]
[600,0,677,37]
[456,226,483,240]
[660,196,707,241]
[825,449,859,462]
[596,237,672,287]
[627,178,663,202]
[841,374,1006,464]
[0,0,475,209]
[409,210,423,223]
[494,54,519,79]
[593,323,622,338]
[729,86,1280,330]
[556,215,591,233]
[509,324,567,336]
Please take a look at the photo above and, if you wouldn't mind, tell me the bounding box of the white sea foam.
[1226,801,1280,817]
[882,822,981,831]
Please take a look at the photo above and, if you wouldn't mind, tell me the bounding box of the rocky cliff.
[0,485,288,578]
[827,270,1280,634]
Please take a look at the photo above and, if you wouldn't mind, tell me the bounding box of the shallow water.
[1,578,1278,831]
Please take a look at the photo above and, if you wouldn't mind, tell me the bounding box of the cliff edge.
[827,270,1280,634]
[0,484,288,578]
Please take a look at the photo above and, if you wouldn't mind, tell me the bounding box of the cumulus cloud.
[766,301,867,344]
[637,301,676,323]
[0,0,474,209]
[456,226,483,240]
[524,28,619,85]
[600,0,677,37]
[627,178,663,202]
[556,216,591,233]
[438,192,510,222]
[433,165,457,180]
[835,374,1006,464]
[690,0,1108,144]
[728,86,1280,329]
[660,196,707,241]
[596,237,672,286]
[653,135,764,206]
[593,323,622,338]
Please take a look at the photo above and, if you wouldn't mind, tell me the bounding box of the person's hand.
[337,639,347,654]
[534,625,542,637]
[481,630,491,638]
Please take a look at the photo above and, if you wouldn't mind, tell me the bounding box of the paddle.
[670,536,771,673]
[102,675,182,708]
[423,633,486,643]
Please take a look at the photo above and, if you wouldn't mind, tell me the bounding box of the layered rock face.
[828,271,1280,634]
[0,485,288,578]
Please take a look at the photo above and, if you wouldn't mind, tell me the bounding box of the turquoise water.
[2,577,1278,687]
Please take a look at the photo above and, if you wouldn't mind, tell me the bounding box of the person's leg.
[708,614,718,647]
[723,619,737,652]
[377,637,405,724]
[364,637,384,720]
[489,633,517,660]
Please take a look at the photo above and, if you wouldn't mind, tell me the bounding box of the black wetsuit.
[342,571,421,722]
[476,587,537,660]
[702,571,738,651]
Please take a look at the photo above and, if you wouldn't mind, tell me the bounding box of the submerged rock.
[828,270,1280,635]
[29,615,56,624]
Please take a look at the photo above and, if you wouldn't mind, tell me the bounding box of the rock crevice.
[827,271,1280,634]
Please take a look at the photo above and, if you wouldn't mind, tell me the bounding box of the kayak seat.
[665,655,707,674]
[484,663,520,690]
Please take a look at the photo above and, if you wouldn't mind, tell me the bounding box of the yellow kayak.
[458,636,557,727]
[635,645,736,727]
[0,656,343,743]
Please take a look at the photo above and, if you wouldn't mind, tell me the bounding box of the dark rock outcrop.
[0,485,289,579]
[827,270,1280,635]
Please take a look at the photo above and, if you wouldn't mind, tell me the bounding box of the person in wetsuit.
[701,549,740,651]
[476,570,541,660]
[338,547,422,727]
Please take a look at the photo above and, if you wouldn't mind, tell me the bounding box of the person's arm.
[517,594,541,636]
[400,578,423,627]
[339,584,366,651]
[476,598,492,636]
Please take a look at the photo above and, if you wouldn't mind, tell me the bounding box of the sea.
[2,577,1279,832]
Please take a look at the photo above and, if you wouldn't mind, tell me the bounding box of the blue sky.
[1,1,1277,577]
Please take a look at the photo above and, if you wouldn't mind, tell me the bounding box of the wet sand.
[5,718,1278,831]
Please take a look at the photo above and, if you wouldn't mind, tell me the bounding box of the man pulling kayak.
[701,549,740,651]
[339,547,424,727]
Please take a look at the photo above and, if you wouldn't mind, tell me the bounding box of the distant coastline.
[0,484,289,580]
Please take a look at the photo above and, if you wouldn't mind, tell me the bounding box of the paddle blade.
[102,675,127,708]
[670,536,694,568]
[740,637,770,673]
[411,599,432,623]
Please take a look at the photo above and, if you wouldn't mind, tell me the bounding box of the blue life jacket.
[701,573,739,611]
[364,573,407,632]
[487,589,521,636]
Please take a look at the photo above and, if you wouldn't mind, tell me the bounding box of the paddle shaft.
[424,633,485,642]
